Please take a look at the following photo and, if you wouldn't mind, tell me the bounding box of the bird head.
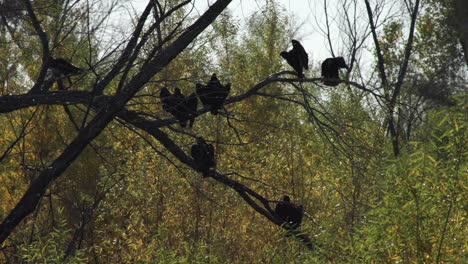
[280,51,288,59]
[160,87,170,97]
[336,57,349,69]
[210,73,218,81]
[283,195,290,202]
[291,39,301,48]
[196,137,205,145]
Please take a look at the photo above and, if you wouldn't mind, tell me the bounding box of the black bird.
[280,39,308,78]
[49,58,84,78]
[160,87,182,114]
[275,195,304,230]
[191,137,216,176]
[160,87,174,113]
[321,57,349,86]
[196,73,231,115]
[160,88,198,128]
[44,57,84,91]
[177,92,198,128]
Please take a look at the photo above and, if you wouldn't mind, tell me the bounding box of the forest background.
[0,0,466,263]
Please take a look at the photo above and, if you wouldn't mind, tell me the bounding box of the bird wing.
[321,59,331,77]
[195,83,205,95]
[160,88,171,99]
[196,84,211,105]
[160,88,172,112]
[281,51,294,68]
[275,203,289,221]
[302,53,309,70]
[207,143,214,155]
[291,40,309,70]
[282,51,302,75]
[171,91,186,116]
[295,42,309,70]
[186,93,198,117]
[187,93,198,109]
[330,59,340,78]
[191,144,201,160]
[290,204,304,227]
[223,83,231,94]
[51,58,83,75]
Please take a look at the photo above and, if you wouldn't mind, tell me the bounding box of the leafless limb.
[0,0,234,245]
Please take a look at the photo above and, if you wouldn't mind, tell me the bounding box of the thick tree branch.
[388,0,420,156]
[22,0,51,94]
[0,72,384,123]
[0,0,233,244]
[392,0,420,103]
[116,109,313,248]
[92,2,154,95]
[0,91,103,113]
[364,0,388,91]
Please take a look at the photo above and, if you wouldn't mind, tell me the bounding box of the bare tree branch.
[364,0,388,92]
[0,0,233,244]
[22,0,51,94]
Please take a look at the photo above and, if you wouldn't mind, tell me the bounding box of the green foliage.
[18,212,86,264]
[0,0,466,263]
[355,96,467,263]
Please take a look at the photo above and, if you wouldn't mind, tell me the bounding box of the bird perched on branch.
[43,57,84,91]
[160,88,198,128]
[160,87,176,113]
[196,73,231,115]
[191,137,216,176]
[49,58,84,77]
[275,195,304,230]
[321,57,349,86]
[179,92,198,128]
[280,39,308,78]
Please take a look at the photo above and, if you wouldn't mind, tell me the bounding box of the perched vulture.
[196,73,231,115]
[321,57,349,86]
[160,88,198,128]
[280,39,308,78]
[160,87,182,114]
[44,57,84,91]
[160,87,174,113]
[191,137,216,176]
[275,195,304,230]
[177,92,198,128]
[49,58,84,78]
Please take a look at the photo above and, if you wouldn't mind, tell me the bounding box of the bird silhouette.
[44,57,84,91]
[191,137,216,176]
[160,87,174,113]
[321,57,349,86]
[177,92,198,128]
[275,195,304,230]
[160,88,198,128]
[280,39,308,78]
[196,73,231,115]
[49,58,84,77]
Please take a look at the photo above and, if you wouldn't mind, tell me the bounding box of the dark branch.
[0,0,233,244]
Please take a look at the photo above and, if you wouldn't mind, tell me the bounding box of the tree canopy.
[0,0,466,263]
